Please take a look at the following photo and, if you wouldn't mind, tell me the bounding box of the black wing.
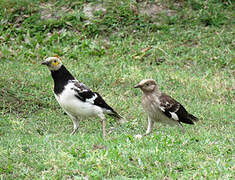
[93,92,115,112]
[93,92,121,118]
[70,80,95,102]
[159,93,194,124]
[70,80,120,118]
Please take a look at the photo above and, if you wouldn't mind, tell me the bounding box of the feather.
[69,80,121,118]
[159,93,195,124]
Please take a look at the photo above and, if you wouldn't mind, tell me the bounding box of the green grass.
[0,0,234,179]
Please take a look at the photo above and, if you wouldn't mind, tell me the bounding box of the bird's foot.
[70,128,78,136]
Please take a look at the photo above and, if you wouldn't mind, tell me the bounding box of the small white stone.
[134,134,143,139]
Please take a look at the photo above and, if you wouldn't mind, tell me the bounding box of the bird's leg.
[102,119,106,138]
[98,114,106,138]
[143,116,154,136]
[70,117,79,136]
[177,122,185,133]
[135,116,154,139]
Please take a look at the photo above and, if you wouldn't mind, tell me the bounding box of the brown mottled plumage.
[134,79,198,137]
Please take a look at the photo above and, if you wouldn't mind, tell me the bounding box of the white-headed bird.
[134,79,198,137]
[41,56,124,137]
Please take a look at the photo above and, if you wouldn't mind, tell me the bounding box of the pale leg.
[143,116,154,136]
[69,115,79,136]
[135,116,154,139]
[98,113,106,138]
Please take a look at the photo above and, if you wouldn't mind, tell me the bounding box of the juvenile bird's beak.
[41,61,49,66]
[134,84,141,88]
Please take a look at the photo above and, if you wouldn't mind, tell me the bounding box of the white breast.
[54,83,102,117]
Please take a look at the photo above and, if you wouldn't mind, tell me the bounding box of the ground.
[0,0,234,179]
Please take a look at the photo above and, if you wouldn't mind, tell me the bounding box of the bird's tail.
[108,111,126,124]
[108,112,122,119]
[188,113,199,122]
[181,113,198,125]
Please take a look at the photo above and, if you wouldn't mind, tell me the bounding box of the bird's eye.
[145,83,149,86]
[54,60,57,63]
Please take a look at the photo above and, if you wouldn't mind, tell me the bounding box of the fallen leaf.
[65,21,72,27]
[141,47,151,53]
[92,144,106,150]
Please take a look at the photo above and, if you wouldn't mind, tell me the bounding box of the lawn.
[0,0,234,179]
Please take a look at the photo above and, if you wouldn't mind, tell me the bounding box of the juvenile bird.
[41,56,124,137]
[134,79,198,137]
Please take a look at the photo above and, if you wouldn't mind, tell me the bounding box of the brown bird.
[134,79,198,137]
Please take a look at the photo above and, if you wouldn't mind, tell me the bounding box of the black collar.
[51,65,75,95]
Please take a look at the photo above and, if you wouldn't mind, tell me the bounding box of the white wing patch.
[169,112,179,121]
[159,106,165,112]
[86,93,98,104]
[159,105,179,121]
[69,80,89,92]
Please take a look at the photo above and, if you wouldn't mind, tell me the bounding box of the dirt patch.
[40,3,57,20]
[40,2,72,20]
[83,3,106,19]
[83,1,178,20]
[138,2,176,16]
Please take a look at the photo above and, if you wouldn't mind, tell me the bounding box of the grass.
[0,0,234,179]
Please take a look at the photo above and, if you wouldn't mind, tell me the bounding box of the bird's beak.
[41,61,49,66]
[134,84,141,88]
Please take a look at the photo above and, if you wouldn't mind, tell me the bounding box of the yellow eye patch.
[51,61,59,66]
